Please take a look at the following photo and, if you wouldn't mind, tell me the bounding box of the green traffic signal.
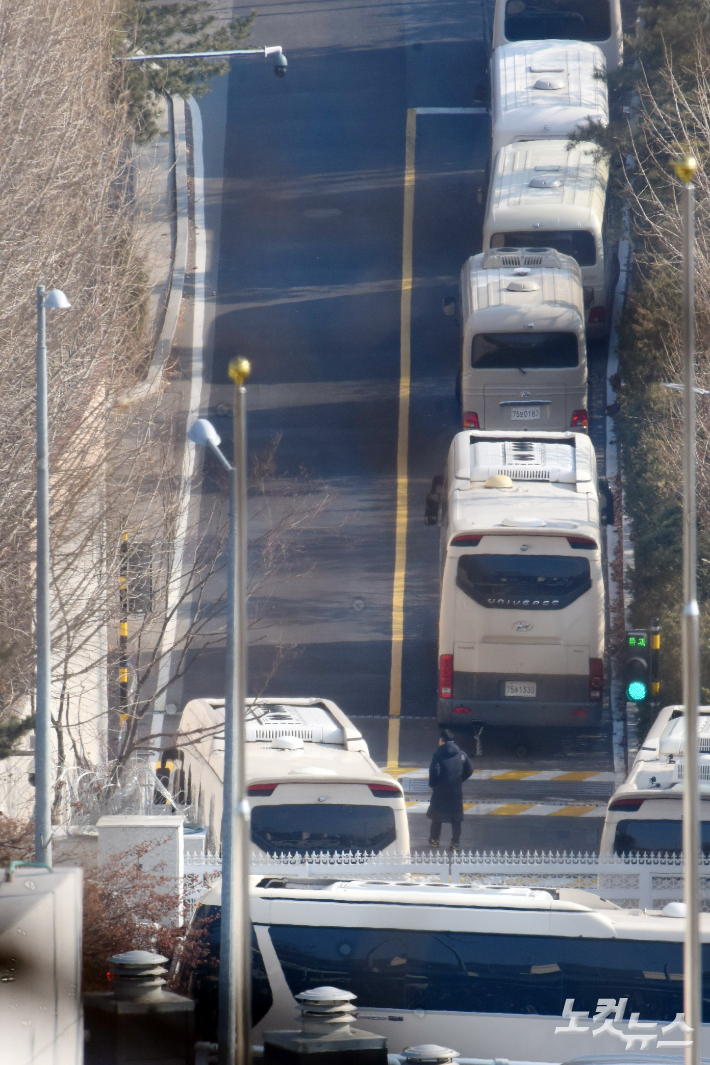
[626,679,648,702]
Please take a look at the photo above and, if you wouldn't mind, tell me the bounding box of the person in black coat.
[427,729,473,849]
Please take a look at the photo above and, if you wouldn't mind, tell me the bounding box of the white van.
[492,0,623,71]
[601,704,710,856]
[184,876,710,1058]
[170,697,409,856]
[491,41,608,160]
[458,246,587,431]
[483,141,616,338]
[430,430,605,728]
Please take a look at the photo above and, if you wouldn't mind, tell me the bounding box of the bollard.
[83,949,194,1065]
[263,986,388,1065]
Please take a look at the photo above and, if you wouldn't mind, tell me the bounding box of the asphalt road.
[168,0,616,853]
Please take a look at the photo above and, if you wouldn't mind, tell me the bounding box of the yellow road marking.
[387,107,417,770]
[553,771,599,781]
[489,770,539,781]
[489,803,536,816]
[548,805,599,817]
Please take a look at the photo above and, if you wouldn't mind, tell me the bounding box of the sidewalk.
[126,94,189,401]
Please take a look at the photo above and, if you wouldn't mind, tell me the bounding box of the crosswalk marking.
[487,770,539,781]
[552,771,601,782]
[548,804,600,816]
[488,803,537,816]
[406,800,606,817]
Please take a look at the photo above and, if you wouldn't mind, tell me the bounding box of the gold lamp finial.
[674,154,698,184]
[228,357,251,387]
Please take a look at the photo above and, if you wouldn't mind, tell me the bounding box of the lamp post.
[187,355,251,1065]
[673,153,701,1065]
[35,285,71,866]
[115,45,288,76]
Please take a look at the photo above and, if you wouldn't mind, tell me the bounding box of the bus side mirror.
[443,297,456,318]
[425,474,444,525]
[599,477,615,526]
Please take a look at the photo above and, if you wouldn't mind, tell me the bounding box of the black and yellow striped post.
[650,617,661,709]
[119,531,129,726]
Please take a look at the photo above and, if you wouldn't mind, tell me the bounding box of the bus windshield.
[491,230,597,267]
[457,554,591,610]
[504,0,611,42]
[471,332,579,369]
[614,819,710,857]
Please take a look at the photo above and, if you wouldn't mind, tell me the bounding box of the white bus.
[183,876,710,1059]
[482,141,616,338]
[491,41,608,160]
[458,246,587,431]
[601,705,710,856]
[492,0,623,71]
[168,697,409,857]
[429,430,605,728]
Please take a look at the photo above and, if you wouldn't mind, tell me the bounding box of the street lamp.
[35,285,71,866]
[672,153,701,1065]
[116,44,288,76]
[187,355,251,1065]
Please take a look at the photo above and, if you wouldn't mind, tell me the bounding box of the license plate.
[511,406,541,420]
[505,681,536,698]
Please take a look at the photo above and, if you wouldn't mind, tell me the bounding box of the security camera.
[273,52,288,77]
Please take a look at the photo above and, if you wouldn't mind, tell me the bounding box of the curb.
[118,94,190,406]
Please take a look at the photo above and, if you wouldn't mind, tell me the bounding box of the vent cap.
[533,76,566,90]
[507,279,539,292]
[529,176,562,188]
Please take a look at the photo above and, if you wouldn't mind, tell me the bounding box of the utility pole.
[674,153,701,1065]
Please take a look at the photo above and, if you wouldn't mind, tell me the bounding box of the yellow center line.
[387,108,417,770]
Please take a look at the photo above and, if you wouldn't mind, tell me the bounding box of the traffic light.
[624,630,650,703]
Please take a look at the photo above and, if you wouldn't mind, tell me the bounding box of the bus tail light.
[369,783,402,797]
[439,655,453,698]
[463,412,479,429]
[609,797,643,811]
[571,409,588,429]
[567,535,597,549]
[450,535,482,547]
[248,783,278,796]
[454,706,470,715]
[589,306,606,325]
[589,658,603,701]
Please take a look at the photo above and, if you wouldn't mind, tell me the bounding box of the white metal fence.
[182,850,710,913]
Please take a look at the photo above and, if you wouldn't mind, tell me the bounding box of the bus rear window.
[491,230,597,267]
[504,0,611,43]
[457,555,591,610]
[614,819,710,857]
[251,804,396,855]
[471,332,579,370]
